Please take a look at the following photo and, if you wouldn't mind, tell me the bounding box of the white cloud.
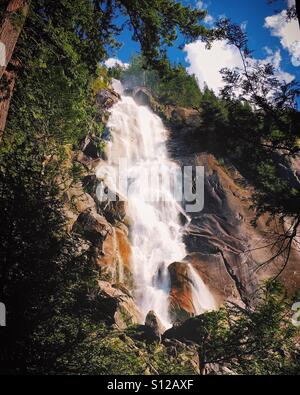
[287,0,295,7]
[196,1,204,9]
[205,14,215,24]
[256,47,294,83]
[104,58,129,69]
[240,21,248,31]
[196,1,214,25]
[184,41,294,95]
[264,9,300,66]
[184,39,243,94]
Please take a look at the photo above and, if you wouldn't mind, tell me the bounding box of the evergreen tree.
[198,19,300,278]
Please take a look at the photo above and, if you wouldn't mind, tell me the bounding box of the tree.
[0,0,29,79]
[0,0,210,374]
[165,283,299,375]
[120,55,202,108]
[296,0,300,24]
[0,0,209,136]
[0,0,30,136]
[208,19,300,278]
[268,0,300,25]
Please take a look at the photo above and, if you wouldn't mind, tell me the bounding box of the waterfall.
[97,80,215,328]
[188,264,216,315]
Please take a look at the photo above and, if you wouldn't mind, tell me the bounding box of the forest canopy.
[0,0,299,376]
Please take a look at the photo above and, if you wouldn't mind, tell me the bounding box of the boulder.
[72,208,112,248]
[96,88,120,110]
[97,280,142,329]
[168,262,195,323]
[63,179,97,231]
[145,310,165,338]
[125,312,168,345]
[163,315,204,344]
[81,135,100,160]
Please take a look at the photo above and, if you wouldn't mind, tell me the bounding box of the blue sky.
[106,0,300,93]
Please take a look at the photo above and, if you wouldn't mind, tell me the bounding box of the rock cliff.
[166,105,300,317]
[61,85,299,342]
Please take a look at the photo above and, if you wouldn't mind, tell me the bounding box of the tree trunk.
[0,0,29,137]
[0,0,29,79]
[296,0,300,27]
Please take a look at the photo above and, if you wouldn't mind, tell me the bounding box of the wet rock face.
[168,262,195,322]
[71,205,132,285]
[81,136,100,160]
[176,152,264,306]
[185,153,300,304]
[167,107,300,305]
[94,223,132,285]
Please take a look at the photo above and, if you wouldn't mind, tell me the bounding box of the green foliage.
[9,6,28,30]
[150,345,198,375]
[0,137,97,373]
[91,65,111,96]
[1,0,299,376]
[120,55,202,107]
[107,63,124,80]
[189,56,300,232]
[6,0,104,149]
[158,64,202,107]
[0,0,210,374]
[214,20,300,223]
[116,0,208,72]
[175,283,299,375]
[5,0,209,148]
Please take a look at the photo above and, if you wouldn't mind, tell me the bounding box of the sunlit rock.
[97,280,142,329]
[145,310,165,336]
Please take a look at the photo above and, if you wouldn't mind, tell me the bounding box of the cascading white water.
[188,264,216,314]
[97,80,216,328]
